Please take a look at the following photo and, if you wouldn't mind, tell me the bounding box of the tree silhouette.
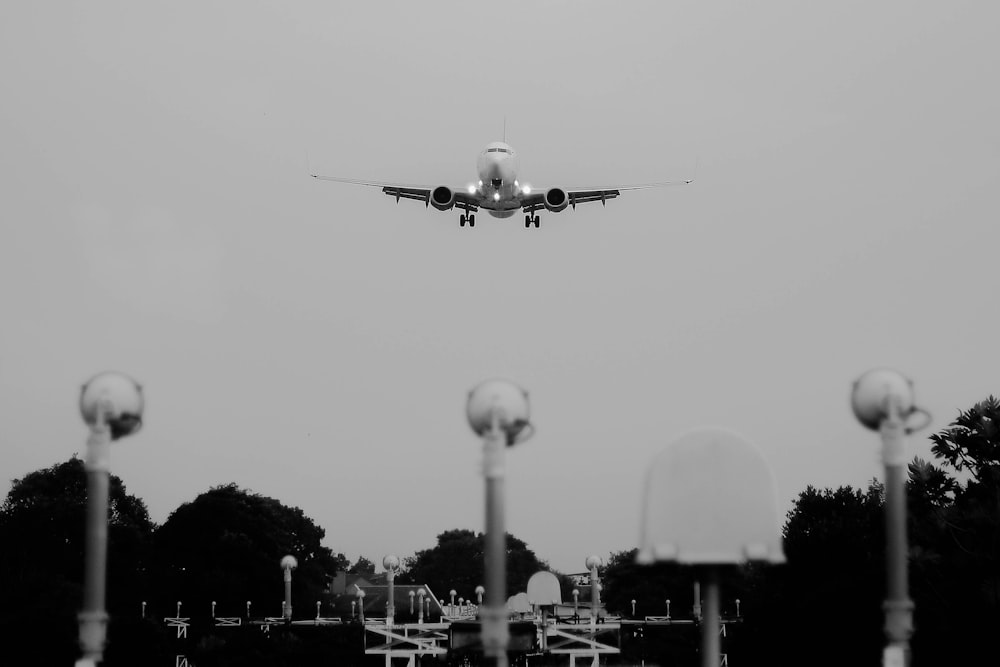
[0,456,157,665]
[149,484,339,621]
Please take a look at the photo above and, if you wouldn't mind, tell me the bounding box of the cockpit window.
[487,147,511,154]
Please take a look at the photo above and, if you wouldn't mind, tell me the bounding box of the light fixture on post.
[281,555,298,621]
[585,555,603,624]
[466,378,534,667]
[851,368,930,667]
[76,371,144,667]
[383,554,399,627]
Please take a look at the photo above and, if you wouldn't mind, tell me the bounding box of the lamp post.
[409,590,415,615]
[852,369,930,667]
[450,589,457,614]
[357,589,366,624]
[76,372,144,667]
[666,599,671,620]
[417,589,425,623]
[476,585,485,607]
[281,555,298,621]
[466,379,534,667]
[586,555,603,624]
[572,589,579,618]
[384,555,399,626]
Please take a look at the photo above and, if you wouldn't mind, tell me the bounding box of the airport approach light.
[77,372,144,667]
[281,555,298,620]
[851,369,931,667]
[466,379,534,666]
[384,554,399,626]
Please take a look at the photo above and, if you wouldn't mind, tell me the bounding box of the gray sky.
[1,1,998,575]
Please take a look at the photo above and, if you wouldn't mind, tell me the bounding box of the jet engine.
[431,186,456,211]
[543,187,569,213]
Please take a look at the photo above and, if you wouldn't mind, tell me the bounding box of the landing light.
[523,185,532,194]
[467,185,476,194]
[493,192,500,201]
[478,180,483,187]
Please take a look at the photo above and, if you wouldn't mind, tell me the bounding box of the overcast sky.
[1,1,998,576]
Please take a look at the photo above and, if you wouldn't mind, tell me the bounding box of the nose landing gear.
[460,213,476,227]
[524,214,540,229]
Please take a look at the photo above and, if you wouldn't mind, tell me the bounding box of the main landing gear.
[459,213,476,227]
[524,214,540,228]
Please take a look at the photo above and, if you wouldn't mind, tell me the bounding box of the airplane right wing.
[310,174,481,209]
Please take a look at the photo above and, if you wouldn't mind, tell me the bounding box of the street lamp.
[466,379,534,667]
[76,371,144,667]
[475,585,485,607]
[417,589,426,623]
[281,555,298,621]
[384,554,399,626]
[572,589,579,618]
[586,555,603,623]
[851,369,930,667]
[409,590,415,615]
[357,588,366,624]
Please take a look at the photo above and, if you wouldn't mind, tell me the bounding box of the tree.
[740,481,887,667]
[348,555,376,576]
[149,484,340,621]
[916,397,1000,662]
[0,456,158,666]
[399,529,549,600]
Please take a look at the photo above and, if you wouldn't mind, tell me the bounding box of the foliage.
[929,395,1000,482]
[0,456,158,666]
[399,528,549,600]
[149,483,340,621]
[348,555,376,575]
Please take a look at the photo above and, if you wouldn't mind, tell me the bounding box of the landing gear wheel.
[459,214,466,227]
[468,214,475,227]
[533,215,541,228]
[525,215,532,228]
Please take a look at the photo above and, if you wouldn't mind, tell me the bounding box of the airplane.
[310,141,693,228]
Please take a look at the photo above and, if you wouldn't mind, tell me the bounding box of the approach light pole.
[76,372,144,667]
[586,555,603,624]
[852,369,930,667]
[384,555,399,626]
[281,555,298,621]
[466,379,534,667]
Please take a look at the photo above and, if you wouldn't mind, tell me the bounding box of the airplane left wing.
[520,178,692,213]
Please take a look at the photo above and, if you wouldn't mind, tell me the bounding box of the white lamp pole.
[466,379,534,667]
[852,369,930,667]
[76,372,144,667]
[281,555,298,621]
[417,589,425,623]
[384,555,399,626]
[586,555,603,625]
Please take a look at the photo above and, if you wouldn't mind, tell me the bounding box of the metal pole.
[387,568,395,627]
[482,415,509,667]
[700,568,720,667]
[693,581,702,621]
[77,408,111,667]
[882,396,913,666]
[590,564,601,624]
[283,568,293,620]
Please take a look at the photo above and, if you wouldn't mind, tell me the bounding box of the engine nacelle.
[543,187,569,213]
[431,186,456,211]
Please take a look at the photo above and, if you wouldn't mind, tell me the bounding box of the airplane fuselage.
[474,141,522,218]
